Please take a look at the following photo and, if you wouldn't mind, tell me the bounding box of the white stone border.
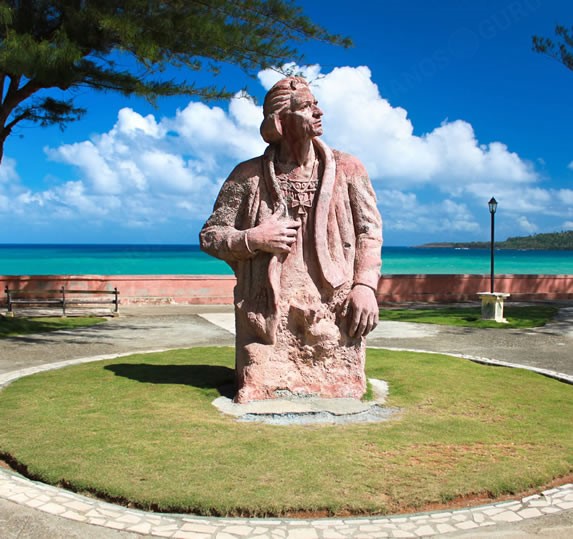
[1,349,572,538]
[0,349,174,389]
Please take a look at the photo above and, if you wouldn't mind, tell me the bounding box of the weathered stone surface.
[200,76,382,403]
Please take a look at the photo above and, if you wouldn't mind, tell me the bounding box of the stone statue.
[200,76,382,403]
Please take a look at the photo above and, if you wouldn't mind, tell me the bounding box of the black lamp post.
[488,197,498,293]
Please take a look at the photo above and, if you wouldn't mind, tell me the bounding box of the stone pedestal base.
[477,292,510,323]
[214,379,396,425]
[235,347,367,403]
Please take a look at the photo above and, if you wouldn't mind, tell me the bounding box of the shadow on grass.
[0,316,107,339]
[105,363,235,394]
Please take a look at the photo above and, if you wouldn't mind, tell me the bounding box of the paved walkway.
[0,304,572,538]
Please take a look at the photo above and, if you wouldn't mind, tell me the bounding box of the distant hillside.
[419,231,573,250]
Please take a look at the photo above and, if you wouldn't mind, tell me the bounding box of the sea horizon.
[0,244,571,276]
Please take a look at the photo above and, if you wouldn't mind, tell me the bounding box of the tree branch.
[0,74,5,102]
[4,74,22,106]
[3,109,31,133]
[2,77,43,114]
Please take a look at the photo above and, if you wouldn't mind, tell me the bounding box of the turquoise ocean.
[0,245,571,275]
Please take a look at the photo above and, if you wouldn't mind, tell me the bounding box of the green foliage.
[0,315,106,337]
[533,24,573,72]
[0,0,350,160]
[425,230,573,250]
[500,231,573,250]
[378,305,558,328]
[0,347,571,515]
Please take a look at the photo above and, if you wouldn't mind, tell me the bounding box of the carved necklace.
[275,159,319,218]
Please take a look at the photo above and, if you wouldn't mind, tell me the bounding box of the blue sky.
[1,0,572,246]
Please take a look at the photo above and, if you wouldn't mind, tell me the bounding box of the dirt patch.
[411,472,573,514]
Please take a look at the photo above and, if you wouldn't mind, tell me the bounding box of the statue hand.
[247,208,301,254]
[342,284,379,338]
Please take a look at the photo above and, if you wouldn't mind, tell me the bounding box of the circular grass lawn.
[0,347,571,517]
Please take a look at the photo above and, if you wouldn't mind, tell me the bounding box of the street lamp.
[488,197,498,293]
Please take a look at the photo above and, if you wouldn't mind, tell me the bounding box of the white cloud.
[558,189,573,205]
[169,96,265,165]
[3,63,570,241]
[139,151,207,194]
[50,140,121,194]
[17,95,265,228]
[257,62,322,90]
[517,216,538,234]
[0,156,19,184]
[568,161,573,170]
[116,108,164,138]
[301,65,536,190]
[377,191,480,234]
[563,221,573,230]
[0,157,32,216]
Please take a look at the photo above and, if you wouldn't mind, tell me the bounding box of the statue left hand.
[342,285,379,338]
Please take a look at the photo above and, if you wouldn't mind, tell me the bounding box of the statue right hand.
[247,209,301,254]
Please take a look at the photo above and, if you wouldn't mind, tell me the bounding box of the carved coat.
[200,138,382,344]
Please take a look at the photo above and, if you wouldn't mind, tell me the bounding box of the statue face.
[280,86,323,141]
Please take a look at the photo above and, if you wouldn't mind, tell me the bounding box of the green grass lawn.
[0,347,571,517]
[378,305,559,328]
[0,316,107,338]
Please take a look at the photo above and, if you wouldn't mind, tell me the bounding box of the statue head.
[260,76,323,144]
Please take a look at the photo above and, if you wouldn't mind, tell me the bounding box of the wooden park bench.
[4,286,120,316]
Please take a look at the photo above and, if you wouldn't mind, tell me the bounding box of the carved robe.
[200,138,382,402]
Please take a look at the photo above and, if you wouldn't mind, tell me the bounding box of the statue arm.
[340,155,383,338]
[348,163,383,291]
[199,166,258,263]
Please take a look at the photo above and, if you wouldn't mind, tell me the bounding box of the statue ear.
[260,113,283,143]
[273,114,283,138]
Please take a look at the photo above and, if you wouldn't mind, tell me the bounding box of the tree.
[532,24,573,72]
[0,0,350,164]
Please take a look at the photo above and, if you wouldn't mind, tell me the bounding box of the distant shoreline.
[416,243,573,251]
[417,231,573,251]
